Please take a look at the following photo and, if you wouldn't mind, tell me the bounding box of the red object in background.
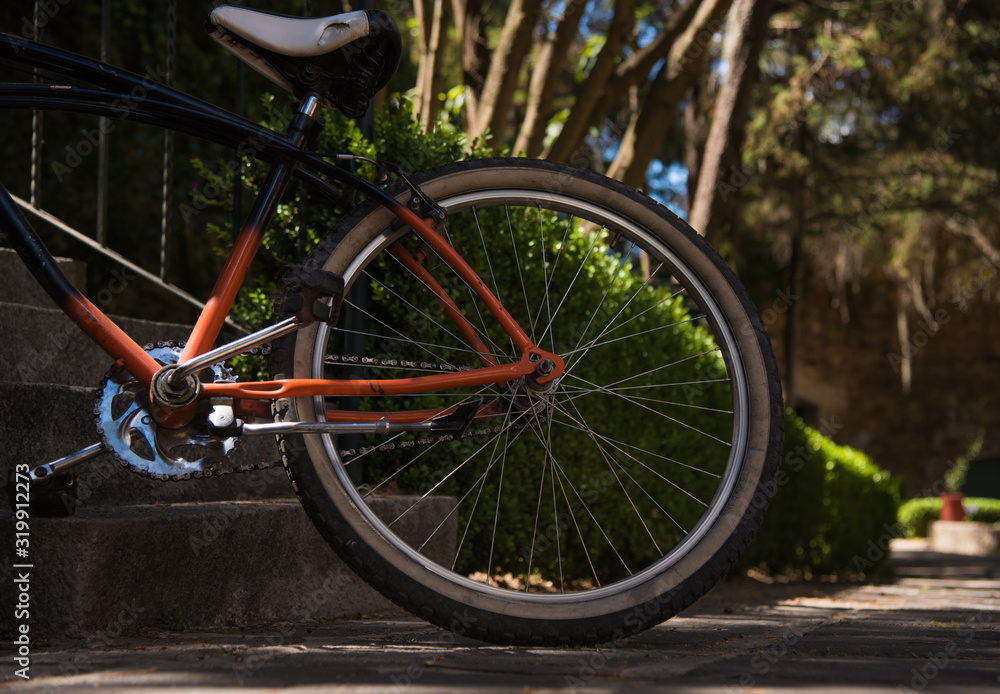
[940,492,966,521]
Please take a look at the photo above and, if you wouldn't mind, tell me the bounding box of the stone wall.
[774,274,1000,496]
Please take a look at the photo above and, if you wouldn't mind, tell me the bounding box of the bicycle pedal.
[7,469,77,517]
[276,265,345,327]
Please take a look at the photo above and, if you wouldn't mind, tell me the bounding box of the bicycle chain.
[95,342,284,480]
[102,343,529,479]
[318,352,541,460]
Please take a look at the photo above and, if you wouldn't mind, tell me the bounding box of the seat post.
[285,93,322,150]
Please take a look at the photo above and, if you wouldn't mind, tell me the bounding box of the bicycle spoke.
[543,435,630,580]
[565,373,731,447]
[565,249,630,362]
[590,378,731,393]
[524,448,549,592]
[529,210,574,351]
[472,206,515,355]
[561,315,706,360]
[388,407,532,529]
[558,385,733,415]
[597,349,723,390]
[364,268,473,354]
[549,405,712,510]
[485,423,512,587]
[537,224,604,347]
[549,415,722,478]
[358,390,494,498]
[545,443,603,587]
[337,301,457,366]
[505,205,536,341]
[417,425,524,556]
[437,223,509,359]
[563,396,662,555]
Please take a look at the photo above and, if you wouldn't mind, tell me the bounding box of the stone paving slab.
[3,552,998,693]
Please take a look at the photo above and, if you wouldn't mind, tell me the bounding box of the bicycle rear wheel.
[269,158,783,645]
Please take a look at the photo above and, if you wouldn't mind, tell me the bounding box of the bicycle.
[0,5,783,646]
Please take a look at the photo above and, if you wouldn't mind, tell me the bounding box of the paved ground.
[4,542,999,693]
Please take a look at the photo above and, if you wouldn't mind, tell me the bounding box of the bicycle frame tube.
[0,33,560,409]
[0,184,160,382]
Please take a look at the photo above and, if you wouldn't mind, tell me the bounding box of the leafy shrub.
[199,98,900,580]
[737,412,901,575]
[898,496,1000,538]
[359,206,732,581]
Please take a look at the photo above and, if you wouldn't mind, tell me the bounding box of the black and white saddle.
[207,6,401,117]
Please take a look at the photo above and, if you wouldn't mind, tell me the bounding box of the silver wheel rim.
[306,186,750,605]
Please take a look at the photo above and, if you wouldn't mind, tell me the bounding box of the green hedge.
[204,99,902,578]
[737,412,901,575]
[898,497,1000,538]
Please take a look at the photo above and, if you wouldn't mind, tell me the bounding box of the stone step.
[0,247,87,308]
[0,497,457,637]
[0,381,292,506]
[0,300,194,388]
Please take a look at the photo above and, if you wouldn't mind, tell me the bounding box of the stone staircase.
[0,248,454,637]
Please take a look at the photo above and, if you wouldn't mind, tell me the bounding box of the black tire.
[270,159,783,645]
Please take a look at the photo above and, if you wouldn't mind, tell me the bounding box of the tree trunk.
[590,0,706,124]
[451,0,488,131]
[546,0,636,164]
[683,84,706,209]
[687,0,775,237]
[414,0,451,130]
[784,131,806,409]
[605,0,732,188]
[513,0,587,157]
[468,0,542,149]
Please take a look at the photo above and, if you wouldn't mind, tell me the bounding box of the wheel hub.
[502,373,560,417]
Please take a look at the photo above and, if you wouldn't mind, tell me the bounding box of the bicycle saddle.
[207,6,401,118]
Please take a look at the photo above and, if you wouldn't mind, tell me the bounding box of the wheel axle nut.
[534,359,555,377]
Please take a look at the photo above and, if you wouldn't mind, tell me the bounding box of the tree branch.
[605,0,733,188]
[547,0,637,163]
[514,0,587,157]
[451,0,488,130]
[468,0,542,149]
[688,0,776,237]
[593,0,706,118]
[414,0,451,130]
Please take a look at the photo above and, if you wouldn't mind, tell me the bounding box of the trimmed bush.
[201,98,902,579]
[898,496,1000,538]
[737,412,901,575]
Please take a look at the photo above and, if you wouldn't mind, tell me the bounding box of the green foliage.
[204,96,903,581]
[359,215,731,581]
[741,0,1000,353]
[218,95,488,309]
[207,98,489,376]
[945,430,984,493]
[738,412,901,575]
[156,608,186,632]
[898,497,1000,539]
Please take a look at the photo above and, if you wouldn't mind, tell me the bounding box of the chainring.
[94,343,239,480]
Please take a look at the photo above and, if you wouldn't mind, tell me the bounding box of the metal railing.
[18,0,328,330]
[23,0,209,313]
[17,0,372,333]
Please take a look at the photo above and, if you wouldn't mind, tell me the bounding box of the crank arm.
[28,442,105,484]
